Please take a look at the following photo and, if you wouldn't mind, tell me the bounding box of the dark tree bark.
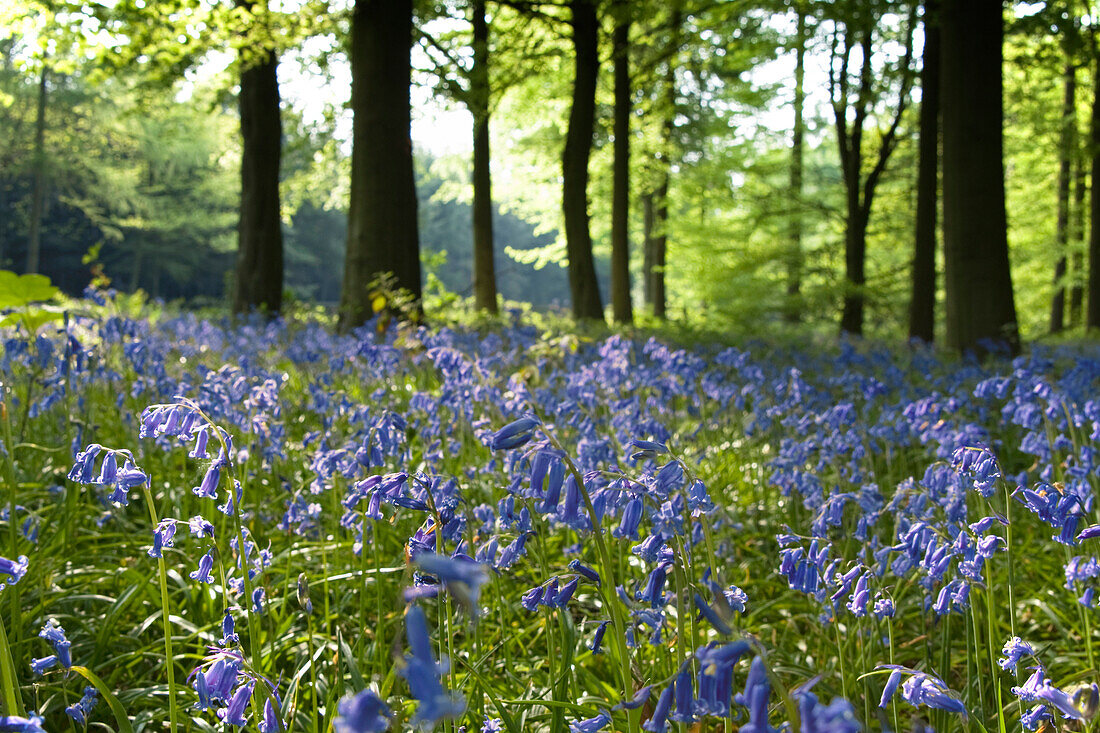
[233,21,284,317]
[832,9,914,337]
[1052,59,1077,334]
[941,0,1020,353]
[610,0,632,325]
[562,0,604,321]
[652,173,669,319]
[340,0,422,330]
[26,64,46,275]
[909,0,940,343]
[1089,42,1100,330]
[470,0,497,314]
[642,191,654,306]
[1071,145,1086,326]
[785,3,807,324]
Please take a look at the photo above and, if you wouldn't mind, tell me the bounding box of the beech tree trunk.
[909,0,939,343]
[233,26,284,316]
[1071,148,1086,326]
[1089,45,1100,330]
[471,0,497,314]
[642,192,655,306]
[340,0,422,330]
[562,0,604,321]
[1052,60,1076,334]
[942,0,1020,353]
[610,0,632,325]
[26,64,46,275]
[647,1,680,321]
[786,4,806,324]
[651,174,670,319]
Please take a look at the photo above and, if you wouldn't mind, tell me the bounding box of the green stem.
[140,484,178,733]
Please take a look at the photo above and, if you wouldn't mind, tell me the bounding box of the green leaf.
[0,271,59,309]
[69,665,135,733]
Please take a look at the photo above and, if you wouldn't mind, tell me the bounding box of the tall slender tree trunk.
[1071,146,1086,326]
[941,0,1019,353]
[648,1,680,321]
[642,192,654,306]
[786,3,806,323]
[340,0,422,330]
[233,7,284,316]
[839,201,868,336]
[562,0,604,321]
[471,0,497,314]
[610,0,632,325]
[909,0,940,343]
[652,173,669,319]
[1089,43,1100,330]
[1052,60,1077,334]
[26,64,47,275]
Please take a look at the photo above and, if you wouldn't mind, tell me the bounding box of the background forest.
[0,0,1086,344]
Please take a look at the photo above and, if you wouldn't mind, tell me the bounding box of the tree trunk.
[909,0,939,343]
[471,0,497,314]
[642,192,654,306]
[1071,144,1086,326]
[1052,60,1076,334]
[1089,44,1100,330]
[786,3,806,324]
[233,15,284,317]
[26,64,47,275]
[562,0,604,321]
[340,0,422,330]
[648,1,680,321]
[610,0,632,325]
[839,206,867,336]
[942,0,1020,353]
[652,173,668,319]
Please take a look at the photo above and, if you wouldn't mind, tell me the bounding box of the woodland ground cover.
[1,289,1100,732]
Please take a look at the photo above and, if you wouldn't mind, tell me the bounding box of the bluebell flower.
[414,552,489,615]
[220,681,253,726]
[38,619,70,669]
[194,463,222,500]
[189,515,215,538]
[65,686,98,726]
[637,564,668,608]
[149,519,177,558]
[670,668,694,724]
[1012,666,1084,720]
[796,689,860,733]
[693,593,733,635]
[68,444,102,484]
[399,605,465,727]
[0,554,28,587]
[629,439,667,461]
[568,559,600,585]
[613,685,653,711]
[878,665,968,718]
[550,577,580,608]
[695,641,751,717]
[29,656,58,676]
[334,689,392,733]
[481,718,503,733]
[589,620,610,653]
[0,712,46,732]
[999,637,1034,673]
[488,416,540,450]
[192,651,242,708]
[190,550,215,584]
[734,656,777,733]
[642,683,674,733]
[568,710,611,732]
